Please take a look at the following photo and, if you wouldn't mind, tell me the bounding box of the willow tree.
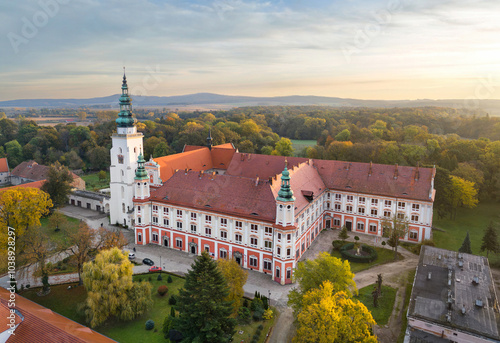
[82,247,152,327]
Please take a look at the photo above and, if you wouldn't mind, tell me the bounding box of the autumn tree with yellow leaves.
[81,247,152,328]
[217,258,248,316]
[294,281,377,343]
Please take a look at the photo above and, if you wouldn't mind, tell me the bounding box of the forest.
[1,105,499,219]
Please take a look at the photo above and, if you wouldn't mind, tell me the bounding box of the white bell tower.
[109,70,144,227]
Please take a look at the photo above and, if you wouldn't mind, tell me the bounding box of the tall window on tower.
[118,155,124,164]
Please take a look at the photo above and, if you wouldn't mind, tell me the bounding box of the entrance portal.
[326,219,331,229]
[164,238,169,247]
[346,221,352,231]
[235,257,241,265]
[191,245,196,254]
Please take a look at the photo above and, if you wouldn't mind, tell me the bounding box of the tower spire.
[277,160,295,202]
[207,128,213,150]
[116,69,135,129]
[135,153,148,180]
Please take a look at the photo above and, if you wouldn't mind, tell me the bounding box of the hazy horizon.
[1,0,499,102]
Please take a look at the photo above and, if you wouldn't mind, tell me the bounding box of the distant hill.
[1,93,500,115]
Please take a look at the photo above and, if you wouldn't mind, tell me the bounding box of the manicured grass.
[332,245,403,273]
[40,214,79,245]
[233,310,276,343]
[356,284,397,326]
[432,201,500,266]
[21,273,276,343]
[81,171,109,191]
[290,139,317,155]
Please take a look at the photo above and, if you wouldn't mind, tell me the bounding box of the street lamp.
[268,290,271,306]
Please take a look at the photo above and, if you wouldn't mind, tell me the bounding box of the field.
[356,284,397,326]
[432,201,500,266]
[290,139,316,155]
[23,273,275,343]
[82,171,110,191]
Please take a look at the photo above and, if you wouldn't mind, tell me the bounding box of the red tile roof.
[11,161,82,186]
[0,180,46,193]
[0,158,9,173]
[151,170,276,222]
[226,153,308,179]
[154,145,236,182]
[313,160,434,202]
[0,288,116,343]
[270,162,326,213]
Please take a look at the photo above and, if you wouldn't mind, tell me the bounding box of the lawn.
[290,139,317,155]
[40,213,79,245]
[432,201,500,266]
[22,272,276,343]
[356,284,397,326]
[331,245,403,273]
[82,171,109,191]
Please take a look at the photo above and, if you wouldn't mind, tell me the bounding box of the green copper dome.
[277,162,295,202]
[116,71,135,128]
[135,153,148,180]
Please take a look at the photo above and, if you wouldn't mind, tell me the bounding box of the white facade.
[109,128,143,227]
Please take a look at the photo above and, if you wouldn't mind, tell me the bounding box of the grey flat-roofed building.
[405,246,500,343]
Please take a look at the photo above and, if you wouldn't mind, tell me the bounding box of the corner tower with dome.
[109,70,144,227]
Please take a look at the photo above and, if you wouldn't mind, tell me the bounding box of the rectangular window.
[369,224,377,233]
[163,207,169,215]
[347,195,353,202]
[371,209,378,216]
[176,222,183,229]
[327,193,330,199]
[409,231,418,240]
[286,248,291,258]
[335,203,341,211]
[358,207,365,214]
[220,231,227,240]
[296,249,300,259]
[397,213,405,220]
[250,237,258,247]
[138,217,142,224]
[371,199,378,206]
[249,256,258,267]
[152,233,158,242]
[176,209,182,218]
[384,211,391,218]
[191,213,197,221]
[251,224,258,233]
[265,227,273,236]
[235,234,242,243]
[398,201,406,210]
[346,205,353,213]
[137,205,141,213]
[191,224,197,233]
[220,249,227,259]
[163,218,169,226]
[264,260,272,270]
[357,222,364,231]
[277,247,281,257]
[335,194,342,201]
[220,218,227,226]
[205,227,212,237]
[326,202,331,209]
[287,234,291,242]
[412,204,420,211]
[152,205,158,213]
[385,200,392,207]
[235,221,242,229]
[205,215,212,224]
[277,233,282,242]
[359,197,366,204]
[286,268,291,279]
[333,218,340,226]
[264,240,272,250]
[175,238,182,248]
[411,215,419,222]
[153,216,158,224]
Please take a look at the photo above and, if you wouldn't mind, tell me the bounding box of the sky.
[1,0,500,101]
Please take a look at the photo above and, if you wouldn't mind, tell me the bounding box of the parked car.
[142,258,154,266]
[128,253,135,260]
[149,266,162,272]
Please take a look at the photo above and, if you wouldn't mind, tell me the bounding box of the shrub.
[354,236,360,241]
[238,306,251,324]
[163,315,174,337]
[157,285,168,296]
[340,243,378,263]
[251,338,258,343]
[168,294,177,305]
[148,276,152,282]
[167,275,173,283]
[263,308,273,320]
[261,296,269,310]
[251,297,263,311]
[381,241,387,247]
[258,324,264,330]
[253,333,260,340]
[157,273,163,281]
[243,298,249,308]
[332,240,344,251]
[253,308,264,321]
[145,320,155,330]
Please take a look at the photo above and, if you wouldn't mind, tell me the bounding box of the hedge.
[340,243,378,263]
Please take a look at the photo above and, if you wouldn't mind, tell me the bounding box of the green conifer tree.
[458,231,472,254]
[480,222,500,258]
[175,251,236,342]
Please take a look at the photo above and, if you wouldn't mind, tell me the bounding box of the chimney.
[268,177,273,185]
[240,154,244,161]
[199,170,204,179]
[185,168,188,175]
[369,161,373,176]
[394,164,398,179]
[248,154,251,161]
[255,175,259,186]
[211,171,216,180]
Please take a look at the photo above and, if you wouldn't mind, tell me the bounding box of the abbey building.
[109,75,436,284]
